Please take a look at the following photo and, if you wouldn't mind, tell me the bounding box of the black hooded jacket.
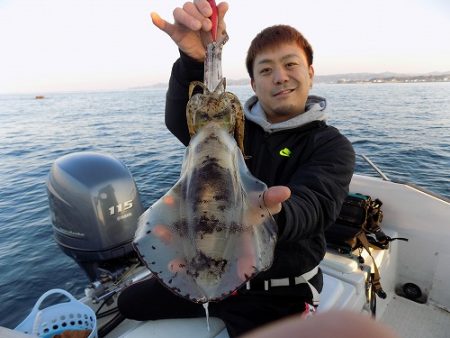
[164,51,355,284]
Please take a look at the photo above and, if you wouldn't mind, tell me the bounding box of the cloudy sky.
[1,0,449,93]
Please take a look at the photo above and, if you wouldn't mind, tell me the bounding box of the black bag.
[326,193,390,251]
[325,193,408,299]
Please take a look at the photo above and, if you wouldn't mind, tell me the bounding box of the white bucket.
[15,288,97,338]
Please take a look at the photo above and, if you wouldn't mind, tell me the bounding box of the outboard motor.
[47,152,144,282]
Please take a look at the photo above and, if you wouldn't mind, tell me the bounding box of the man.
[118,1,355,336]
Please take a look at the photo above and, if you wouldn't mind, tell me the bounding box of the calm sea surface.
[1,83,449,328]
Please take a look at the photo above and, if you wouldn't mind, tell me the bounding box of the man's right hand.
[151,0,229,62]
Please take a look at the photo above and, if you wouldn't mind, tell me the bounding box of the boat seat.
[317,274,358,312]
[321,251,359,273]
[321,229,399,275]
[319,229,399,313]
[118,317,226,338]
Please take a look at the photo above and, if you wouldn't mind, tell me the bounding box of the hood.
[243,95,328,133]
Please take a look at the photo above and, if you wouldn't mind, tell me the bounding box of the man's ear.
[309,65,315,88]
[251,78,256,92]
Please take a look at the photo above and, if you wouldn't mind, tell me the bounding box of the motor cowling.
[47,152,144,280]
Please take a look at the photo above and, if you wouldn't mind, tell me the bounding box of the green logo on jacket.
[279,147,292,157]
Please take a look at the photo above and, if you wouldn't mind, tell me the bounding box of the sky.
[0,0,449,94]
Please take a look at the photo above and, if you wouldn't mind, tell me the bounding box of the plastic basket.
[15,288,97,338]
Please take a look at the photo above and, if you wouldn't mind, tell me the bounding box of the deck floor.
[380,296,450,338]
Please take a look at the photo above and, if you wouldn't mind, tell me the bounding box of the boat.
[4,151,450,338]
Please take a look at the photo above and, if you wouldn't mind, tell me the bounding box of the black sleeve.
[277,131,355,242]
[165,50,204,146]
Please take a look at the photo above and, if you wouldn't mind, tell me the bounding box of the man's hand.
[151,0,229,62]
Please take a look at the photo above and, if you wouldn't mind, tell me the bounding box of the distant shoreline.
[2,71,449,95]
[334,74,450,84]
[133,71,450,90]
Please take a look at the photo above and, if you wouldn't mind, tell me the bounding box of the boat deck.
[380,296,450,338]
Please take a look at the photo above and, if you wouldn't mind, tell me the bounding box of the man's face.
[251,42,314,123]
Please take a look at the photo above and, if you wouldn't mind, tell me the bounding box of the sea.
[1,82,449,329]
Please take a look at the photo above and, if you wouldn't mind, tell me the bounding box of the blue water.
[1,83,449,328]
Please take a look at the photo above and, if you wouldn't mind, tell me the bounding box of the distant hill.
[130,78,250,90]
[314,72,398,83]
[131,71,450,89]
[314,71,450,84]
